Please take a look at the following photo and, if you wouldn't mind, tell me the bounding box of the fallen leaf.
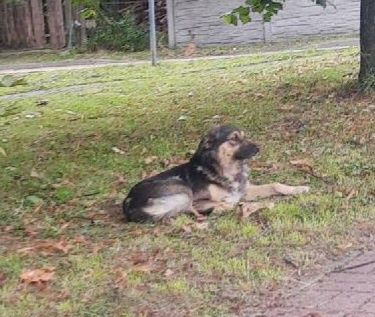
[113,268,127,288]
[250,160,280,172]
[290,159,314,173]
[25,113,37,119]
[0,271,6,287]
[18,240,72,256]
[30,167,43,179]
[177,115,188,121]
[144,156,158,165]
[111,147,125,155]
[36,100,48,107]
[346,188,357,200]
[337,242,353,251]
[302,313,323,317]
[24,227,39,238]
[182,225,192,234]
[194,222,209,230]
[133,264,151,273]
[0,147,6,157]
[162,157,188,168]
[290,159,311,167]
[72,235,88,245]
[164,269,174,277]
[59,222,71,231]
[25,195,44,206]
[20,267,55,285]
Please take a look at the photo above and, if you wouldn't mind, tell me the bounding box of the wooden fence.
[0,0,167,50]
[0,0,66,49]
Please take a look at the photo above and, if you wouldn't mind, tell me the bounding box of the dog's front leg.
[240,201,275,218]
[190,207,207,221]
[193,200,234,215]
[245,183,310,201]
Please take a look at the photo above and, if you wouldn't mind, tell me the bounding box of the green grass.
[0,47,374,316]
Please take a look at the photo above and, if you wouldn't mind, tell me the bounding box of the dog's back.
[123,164,194,222]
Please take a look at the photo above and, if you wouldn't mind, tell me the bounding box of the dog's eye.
[229,134,239,144]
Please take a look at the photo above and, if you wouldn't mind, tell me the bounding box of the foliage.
[87,13,148,52]
[224,0,327,25]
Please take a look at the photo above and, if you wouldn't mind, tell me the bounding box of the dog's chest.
[225,171,248,203]
[208,167,249,204]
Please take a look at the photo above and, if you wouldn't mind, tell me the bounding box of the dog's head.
[191,125,259,172]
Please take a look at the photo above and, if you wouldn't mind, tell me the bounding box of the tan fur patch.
[207,184,230,202]
[217,143,244,181]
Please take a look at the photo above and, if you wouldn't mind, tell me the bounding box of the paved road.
[0,37,359,74]
[264,250,375,317]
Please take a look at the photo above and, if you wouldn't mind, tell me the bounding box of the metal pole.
[148,0,157,66]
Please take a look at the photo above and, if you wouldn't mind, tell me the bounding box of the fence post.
[148,0,157,66]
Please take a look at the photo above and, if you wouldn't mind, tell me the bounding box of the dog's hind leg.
[124,179,198,222]
[245,183,310,201]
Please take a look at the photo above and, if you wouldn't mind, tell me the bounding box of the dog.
[123,125,310,222]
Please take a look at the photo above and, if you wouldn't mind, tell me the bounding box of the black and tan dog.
[123,125,309,222]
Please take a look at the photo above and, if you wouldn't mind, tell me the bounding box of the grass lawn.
[0,48,374,316]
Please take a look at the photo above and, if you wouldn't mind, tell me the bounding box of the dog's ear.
[200,136,212,150]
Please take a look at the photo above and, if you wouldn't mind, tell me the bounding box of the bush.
[88,13,148,52]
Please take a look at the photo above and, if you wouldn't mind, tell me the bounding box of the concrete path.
[265,250,375,317]
[0,37,359,74]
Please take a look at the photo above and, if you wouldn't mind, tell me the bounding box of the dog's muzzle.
[234,142,259,160]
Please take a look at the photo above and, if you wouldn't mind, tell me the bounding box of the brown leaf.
[290,159,311,167]
[72,235,88,245]
[0,271,6,287]
[18,240,72,256]
[144,156,158,165]
[345,188,357,200]
[59,222,71,231]
[20,267,55,285]
[337,242,353,251]
[194,222,209,230]
[30,167,43,179]
[182,225,192,234]
[24,227,39,238]
[0,147,6,157]
[113,268,127,289]
[133,264,151,273]
[290,159,314,173]
[141,170,159,180]
[250,160,280,172]
[164,269,174,277]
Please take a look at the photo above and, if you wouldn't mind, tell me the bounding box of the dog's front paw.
[291,186,310,195]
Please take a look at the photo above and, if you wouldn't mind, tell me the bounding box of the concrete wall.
[167,0,360,48]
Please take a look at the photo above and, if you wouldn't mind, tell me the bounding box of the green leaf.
[315,0,327,8]
[80,8,97,20]
[25,195,44,206]
[0,147,6,157]
[223,13,238,26]
[237,6,251,24]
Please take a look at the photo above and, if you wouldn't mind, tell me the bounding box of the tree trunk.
[359,0,375,84]
[30,0,46,48]
[46,0,66,49]
[6,3,18,47]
